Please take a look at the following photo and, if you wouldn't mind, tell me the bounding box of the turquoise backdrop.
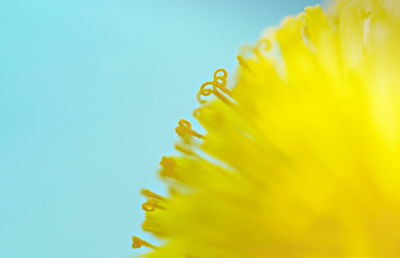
[1,0,319,257]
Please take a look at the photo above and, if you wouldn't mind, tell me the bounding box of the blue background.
[0,0,319,257]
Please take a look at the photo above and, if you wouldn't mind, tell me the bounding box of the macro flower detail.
[133,0,400,257]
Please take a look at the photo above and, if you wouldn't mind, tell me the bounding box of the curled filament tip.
[175,119,203,138]
[197,69,232,105]
[142,199,165,212]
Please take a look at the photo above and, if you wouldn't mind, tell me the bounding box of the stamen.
[175,119,203,138]
[237,55,252,72]
[192,107,202,118]
[131,236,156,249]
[238,38,271,70]
[174,144,195,155]
[192,106,211,118]
[197,69,232,105]
[142,199,165,211]
[141,189,166,201]
[258,38,272,52]
[159,156,177,177]
[160,156,176,169]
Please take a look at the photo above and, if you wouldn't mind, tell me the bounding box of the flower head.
[134,0,400,257]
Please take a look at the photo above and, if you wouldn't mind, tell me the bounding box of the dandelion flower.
[133,0,400,257]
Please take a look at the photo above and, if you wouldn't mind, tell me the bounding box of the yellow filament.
[258,38,272,51]
[237,55,252,73]
[192,107,202,118]
[175,119,203,138]
[159,156,176,169]
[141,189,166,201]
[131,236,156,249]
[159,156,177,178]
[196,69,232,105]
[142,199,165,212]
[174,144,195,156]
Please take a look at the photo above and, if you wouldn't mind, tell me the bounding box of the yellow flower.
[134,0,400,257]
